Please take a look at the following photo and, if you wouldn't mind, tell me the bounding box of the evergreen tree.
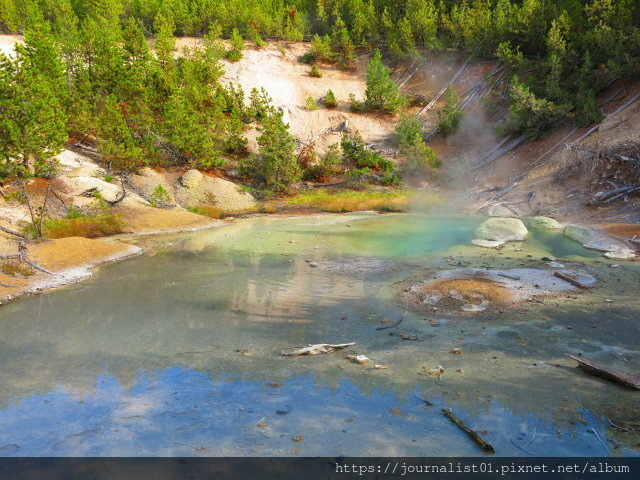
[364,50,404,113]
[97,94,143,171]
[0,51,67,176]
[226,27,244,61]
[253,112,301,191]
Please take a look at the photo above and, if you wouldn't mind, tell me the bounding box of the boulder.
[66,164,101,178]
[56,177,124,204]
[129,167,177,206]
[175,169,256,213]
[474,217,528,246]
[564,225,635,258]
[524,216,564,230]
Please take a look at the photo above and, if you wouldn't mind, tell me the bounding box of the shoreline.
[0,219,228,306]
[1,211,637,307]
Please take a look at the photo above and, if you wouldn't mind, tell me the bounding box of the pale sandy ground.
[219,42,397,152]
[0,34,21,56]
[0,237,142,304]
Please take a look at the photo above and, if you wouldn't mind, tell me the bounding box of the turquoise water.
[0,214,638,456]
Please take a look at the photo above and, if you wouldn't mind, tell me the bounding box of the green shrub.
[403,141,439,177]
[324,90,337,108]
[341,132,395,172]
[299,52,314,64]
[302,144,341,182]
[348,93,365,113]
[65,205,84,219]
[103,175,114,182]
[395,114,423,150]
[309,64,322,77]
[379,172,402,186]
[437,88,463,135]
[149,184,172,207]
[304,96,318,111]
[364,50,406,114]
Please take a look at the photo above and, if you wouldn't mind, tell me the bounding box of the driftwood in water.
[553,271,589,289]
[565,354,640,390]
[281,342,356,356]
[442,408,495,453]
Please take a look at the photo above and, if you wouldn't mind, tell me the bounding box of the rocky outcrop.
[564,225,636,259]
[523,216,564,230]
[56,176,125,205]
[174,169,256,213]
[473,217,528,247]
[129,167,177,206]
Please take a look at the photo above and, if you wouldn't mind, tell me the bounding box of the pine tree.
[0,52,67,176]
[253,112,301,191]
[226,28,244,61]
[364,50,404,113]
[324,89,337,108]
[97,94,143,171]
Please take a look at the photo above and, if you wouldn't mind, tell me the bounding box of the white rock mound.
[473,217,528,248]
[564,225,636,259]
[174,169,256,213]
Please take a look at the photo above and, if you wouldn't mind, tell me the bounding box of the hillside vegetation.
[0,1,639,232]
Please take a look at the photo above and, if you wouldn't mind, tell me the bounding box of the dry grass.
[187,205,226,218]
[43,215,125,239]
[1,261,34,277]
[287,190,410,212]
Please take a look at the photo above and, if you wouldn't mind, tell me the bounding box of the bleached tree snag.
[20,255,54,275]
[473,135,526,170]
[0,225,28,239]
[553,271,589,289]
[418,57,471,116]
[281,342,356,356]
[565,354,640,390]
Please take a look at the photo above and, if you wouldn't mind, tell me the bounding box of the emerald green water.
[0,213,638,457]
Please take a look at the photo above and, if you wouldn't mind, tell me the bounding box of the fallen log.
[418,57,471,116]
[0,225,28,239]
[565,354,640,390]
[553,271,589,289]
[498,273,521,281]
[281,342,356,356]
[568,91,640,147]
[530,126,579,168]
[569,145,640,168]
[20,255,54,275]
[473,135,527,170]
[602,185,640,204]
[592,183,640,203]
[442,408,495,453]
